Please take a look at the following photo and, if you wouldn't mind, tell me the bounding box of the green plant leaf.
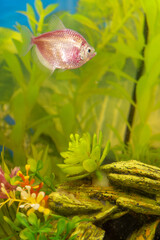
[58,165,84,175]
[27,158,37,172]
[59,103,75,137]
[16,213,30,228]
[145,34,160,78]
[4,52,25,90]
[65,220,77,236]
[107,80,135,105]
[41,145,49,165]
[44,4,58,16]
[51,172,55,181]
[136,75,152,122]
[39,235,48,240]
[112,42,143,59]
[1,147,10,175]
[72,13,100,31]
[37,159,43,171]
[99,141,111,166]
[43,175,52,187]
[0,68,16,102]
[132,123,151,148]
[56,218,66,235]
[18,11,38,25]
[19,229,35,240]
[28,213,38,227]
[31,145,43,161]
[68,235,77,240]
[35,0,43,16]
[90,145,101,161]
[66,224,76,237]
[10,175,21,185]
[2,236,17,240]
[39,227,52,233]
[3,216,21,231]
[83,158,97,172]
[27,4,37,33]
[140,0,158,39]
[0,27,21,62]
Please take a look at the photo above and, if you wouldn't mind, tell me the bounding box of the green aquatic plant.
[0,0,61,166]
[0,153,83,240]
[58,132,110,180]
[1,0,160,169]
[4,212,79,240]
[75,0,160,165]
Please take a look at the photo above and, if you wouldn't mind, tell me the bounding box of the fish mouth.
[89,51,96,60]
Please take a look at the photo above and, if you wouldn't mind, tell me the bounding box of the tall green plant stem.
[124,15,148,145]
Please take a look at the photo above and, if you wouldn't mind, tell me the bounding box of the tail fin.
[20,26,33,56]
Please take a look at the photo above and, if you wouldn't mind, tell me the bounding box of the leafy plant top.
[58,132,110,180]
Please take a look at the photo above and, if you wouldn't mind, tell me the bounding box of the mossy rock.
[49,160,160,239]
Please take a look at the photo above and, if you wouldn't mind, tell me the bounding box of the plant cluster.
[0,132,109,239]
[0,149,84,240]
[58,132,110,180]
[4,212,80,240]
[0,149,51,216]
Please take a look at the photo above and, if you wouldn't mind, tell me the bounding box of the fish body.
[31,28,96,71]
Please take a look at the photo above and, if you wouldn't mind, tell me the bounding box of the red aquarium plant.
[0,166,20,198]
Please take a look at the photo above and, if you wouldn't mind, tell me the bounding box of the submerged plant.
[4,211,79,240]
[0,166,19,198]
[0,153,88,240]
[0,148,20,198]
[0,163,51,217]
[58,132,110,180]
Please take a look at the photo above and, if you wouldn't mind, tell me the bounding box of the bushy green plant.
[0,151,84,240]
[76,0,160,165]
[4,212,79,240]
[58,132,110,180]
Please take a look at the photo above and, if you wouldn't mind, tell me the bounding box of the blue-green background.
[0,0,78,29]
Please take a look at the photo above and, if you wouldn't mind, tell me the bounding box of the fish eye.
[87,48,91,53]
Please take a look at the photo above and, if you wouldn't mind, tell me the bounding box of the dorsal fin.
[48,14,66,32]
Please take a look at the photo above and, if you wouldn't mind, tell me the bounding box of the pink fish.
[24,16,96,72]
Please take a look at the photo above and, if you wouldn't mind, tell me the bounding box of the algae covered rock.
[49,160,160,239]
